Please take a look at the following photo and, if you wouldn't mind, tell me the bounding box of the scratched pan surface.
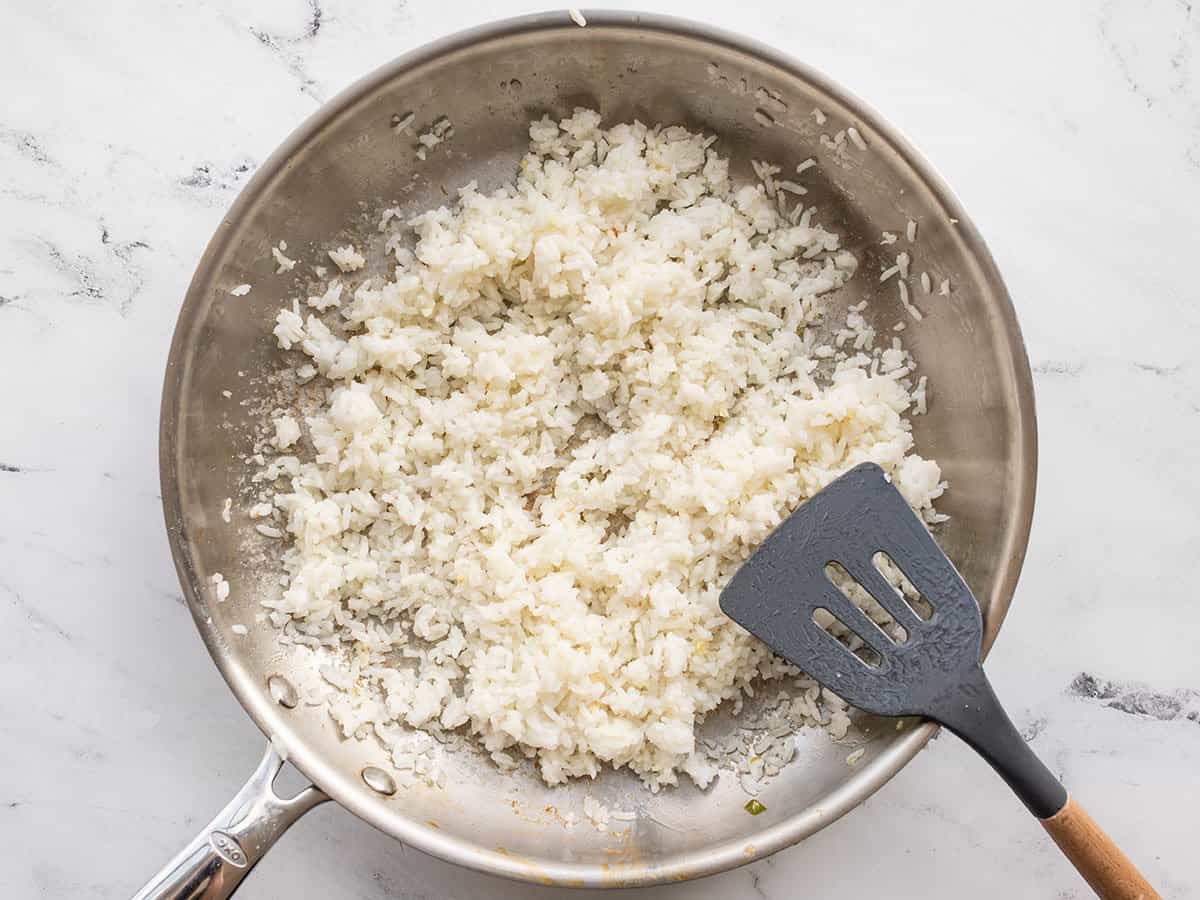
[160,10,1036,887]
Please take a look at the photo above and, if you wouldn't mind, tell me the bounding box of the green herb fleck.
[744,799,767,815]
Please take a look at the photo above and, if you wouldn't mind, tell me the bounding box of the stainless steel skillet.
[142,10,1037,896]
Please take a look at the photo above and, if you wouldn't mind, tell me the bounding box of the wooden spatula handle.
[940,673,1160,898]
[1040,795,1159,899]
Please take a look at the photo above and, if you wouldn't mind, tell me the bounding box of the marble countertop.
[2,0,1198,897]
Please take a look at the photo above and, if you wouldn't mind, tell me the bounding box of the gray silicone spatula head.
[720,461,982,718]
[719,463,1163,898]
[719,461,1066,819]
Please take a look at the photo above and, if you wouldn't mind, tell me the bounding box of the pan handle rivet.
[362,766,397,796]
[267,675,298,709]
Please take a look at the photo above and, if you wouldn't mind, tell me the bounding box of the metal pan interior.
[159,11,1036,887]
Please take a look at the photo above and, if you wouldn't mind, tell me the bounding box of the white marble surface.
[2,0,1198,897]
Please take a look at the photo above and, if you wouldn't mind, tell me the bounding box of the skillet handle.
[1041,796,1160,900]
[131,745,327,900]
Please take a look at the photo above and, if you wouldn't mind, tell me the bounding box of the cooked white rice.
[414,117,453,160]
[272,242,296,274]
[328,244,366,273]
[258,109,943,788]
[392,111,415,135]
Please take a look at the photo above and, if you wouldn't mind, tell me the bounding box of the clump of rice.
[272,241,296,274]
[328,245,365,273]
[392,111,415,135]
[258,109,943,789]
[582,795,609,829]
[415,117,453,160]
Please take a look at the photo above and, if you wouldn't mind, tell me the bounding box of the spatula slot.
[823,561,910,644]
[810,607,883,668]
[871,551,934,621]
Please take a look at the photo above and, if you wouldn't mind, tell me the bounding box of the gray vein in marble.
[899,800,987,850]
[100,223,147,255]
[1134,361,1184,376]
[1098,3,1155,109]
[369,871,409,899]
[748,869,768,900]
[35,221,152,316]
[1097,0,1200,169]
[1020,716,1048,742]
[248,0,327,101]
[1068,672,1200,723]
[367,859,447,900]
[178,158,257,199]
[0,124,55,166]
[1,186,65,207]
[1051,745,1071,785]
[1033,359,1192,379]
[102,226,151,316]
[2,534,102,571]
[40,238,105,303]
[1033,360,1085,376]
[1,579,72,643]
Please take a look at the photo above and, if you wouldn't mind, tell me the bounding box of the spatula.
[720,462,1158,900]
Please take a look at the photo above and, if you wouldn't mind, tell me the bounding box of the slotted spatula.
[720,462,1158,900]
